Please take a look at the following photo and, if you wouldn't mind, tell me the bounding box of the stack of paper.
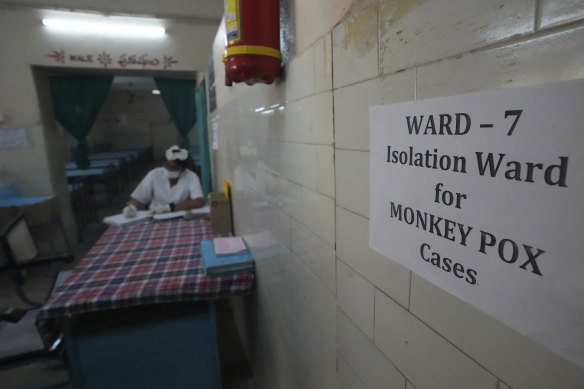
[151,205,211,220]
[103,211,152,226]
[103,205,211,226]
[152,211,187,220]
[201,237,254,276]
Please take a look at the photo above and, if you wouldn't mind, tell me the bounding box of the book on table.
[201,238,254,276]
[213,236,247,255]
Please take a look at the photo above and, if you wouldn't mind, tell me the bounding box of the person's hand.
[122,204,137,218]
[149,204,171,214]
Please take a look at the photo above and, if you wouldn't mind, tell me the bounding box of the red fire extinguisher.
[223,0,282,86]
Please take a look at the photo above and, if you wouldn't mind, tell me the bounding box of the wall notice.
[0,127,30,149]
[369,79,584,368]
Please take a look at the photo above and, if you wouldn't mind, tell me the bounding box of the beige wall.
[210,1,584,388]
[0,6,218,238]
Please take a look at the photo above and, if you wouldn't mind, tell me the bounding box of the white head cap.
[165,145,189,161]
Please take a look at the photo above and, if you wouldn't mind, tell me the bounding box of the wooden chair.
[0,213,73,373]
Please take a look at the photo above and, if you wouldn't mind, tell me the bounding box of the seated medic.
[123,145,204,217]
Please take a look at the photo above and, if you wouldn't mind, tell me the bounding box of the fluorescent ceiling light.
[152,89,161,95]
[42,17,165,38]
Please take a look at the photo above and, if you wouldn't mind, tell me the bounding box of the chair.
[0,213,73,372]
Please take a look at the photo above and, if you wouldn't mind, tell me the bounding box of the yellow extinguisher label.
[225,0,242,45]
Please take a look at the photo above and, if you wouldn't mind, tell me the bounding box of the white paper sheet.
[369,79,584,368]
[103,211,151,226]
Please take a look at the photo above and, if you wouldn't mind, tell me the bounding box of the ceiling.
[10,0,224,92]
[0,0,223,23]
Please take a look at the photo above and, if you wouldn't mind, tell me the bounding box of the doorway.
[32,67,198,243]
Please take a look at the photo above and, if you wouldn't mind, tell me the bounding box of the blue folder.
[200,240,255,276]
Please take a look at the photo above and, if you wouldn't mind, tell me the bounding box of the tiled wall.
[211,1,584,388]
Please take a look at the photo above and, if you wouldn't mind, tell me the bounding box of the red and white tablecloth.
[36,217,254,348]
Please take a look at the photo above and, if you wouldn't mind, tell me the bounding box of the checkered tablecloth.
[36,218,254,348]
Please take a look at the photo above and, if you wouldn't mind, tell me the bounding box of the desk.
[67,179,97,241]
[87,151,139,160]
[36,218,254,389]
[65,160,120,170]
[66,166,119,207]
[65,167,112,178]
[87,151,142,183]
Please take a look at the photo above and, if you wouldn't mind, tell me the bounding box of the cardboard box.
[208,192,232,235]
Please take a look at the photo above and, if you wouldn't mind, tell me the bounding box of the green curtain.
[154,78,197,149]
[50,75,113,169]
[196,81,212,200]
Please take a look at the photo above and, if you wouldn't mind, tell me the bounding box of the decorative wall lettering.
[164,55,178,69]
[118,54,159,68]
[97,52,112,68]
[47,50,65,64]
[46,50,179,69]
[70,54,93,63]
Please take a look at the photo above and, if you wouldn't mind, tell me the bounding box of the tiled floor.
[0,163,256,389]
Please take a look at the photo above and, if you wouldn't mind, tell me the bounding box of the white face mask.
[165,169,181,180]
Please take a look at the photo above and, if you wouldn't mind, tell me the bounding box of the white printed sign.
[0,127,30,149]
[369,79,584,368]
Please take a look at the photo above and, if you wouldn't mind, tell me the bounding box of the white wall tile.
[252,204,292,249]
[260,142,284,182]
[286,34,333,102]
[259,248,334,353]
[497,382,511,389]
[374,289,498,389]
[291,219,336,294]
[338,356,367,389]
[287,293,338,388]
[337,261,375,339]
[334,77,380,151]
[229,88,286,144]
[379,0,535,74]
[278,142,318,190]
[294,0,352,53]
[317,145,335,197]
[337,310,406,389]
[540,0,584,28]
[333,5,378,88]
[322,318,338,373]
[286,255,337,332]
[417,26,584,99]
[254,272,335,389]
[334,71,416,151]
[335,149,369,217]
[232,178,265,233]
[379,69,417,105]
[273,175,303,223]
[281,92,334,145]
[336,206,411,308]
[409,274,584,389]
[302,187,335,247]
